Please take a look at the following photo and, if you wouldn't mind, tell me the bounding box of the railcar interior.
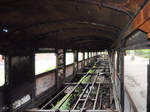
[0,0,150,112]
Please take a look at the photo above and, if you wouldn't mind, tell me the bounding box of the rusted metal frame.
[42,60,97,110]
[112,79,121,111]
[56,49,66,89]
[73,50,78,77]
[147,60,150,112]
[83,52,85,67]
[93,83,101,110]
[99,93,103,109]
[84,67,109,70]
[25,109,119,112]
[119,51,124,112]
[111,1,149,49]
[87,52,90,65]
[93,67,109,69]
[65,82,112,85]
[72,83,90,110]
[122,1,150,39]
[80,73,99,111]
[54,72,92,110]
[41,85,69,109]
[76,73,87,75]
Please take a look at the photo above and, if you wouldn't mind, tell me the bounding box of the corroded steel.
[0,0,146,51]
[123,0,150,38]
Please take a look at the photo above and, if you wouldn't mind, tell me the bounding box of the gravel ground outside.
[124,55,147,112]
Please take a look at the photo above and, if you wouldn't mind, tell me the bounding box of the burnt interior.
[0,0,149,112]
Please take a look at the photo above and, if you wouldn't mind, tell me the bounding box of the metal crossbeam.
[80,73,99,112]
[73,84,89,110]
[41,86,69,109]
[93,83,101,110]
[25,110,119,112]
[54,73,93,110]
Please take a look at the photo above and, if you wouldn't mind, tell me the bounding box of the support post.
[74,50,78,76]
[87,52,89,65]
[56,49,66,89]
[120,51,125,112]
[83,52,85,67]
[147,60,150,112]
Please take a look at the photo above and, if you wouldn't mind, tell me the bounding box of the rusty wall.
[65,64,73,77]
[35,71,55,96]
[85,59,89,66]
[56,49,65,89]
[6,55,34,111]
[78,61,82,70]
[0,87,5,112]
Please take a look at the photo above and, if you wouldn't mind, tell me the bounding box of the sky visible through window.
[0,55,5,86]
[35,53,56,75]
[78,52,83,61]
[66,53,74,65]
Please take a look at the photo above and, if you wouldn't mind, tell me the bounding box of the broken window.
[78,52,83,61]
[66,53,74,65]
[85,52,88,59]
[35,53,56,75]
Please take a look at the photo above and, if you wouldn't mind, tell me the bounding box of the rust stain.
[147,33,150,39]
[104,0,144,13]
[124,1,150,38]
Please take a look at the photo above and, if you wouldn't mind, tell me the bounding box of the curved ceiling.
[0,0,146,52]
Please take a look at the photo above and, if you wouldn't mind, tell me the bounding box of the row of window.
[35,52,89,75]
[0,52,97,86]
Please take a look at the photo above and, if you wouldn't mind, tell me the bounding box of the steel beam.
[41,86,69,109]
[122,1,150,39]
[80,73,98,111]
[72,83,90,110]
[93,83,101,110]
